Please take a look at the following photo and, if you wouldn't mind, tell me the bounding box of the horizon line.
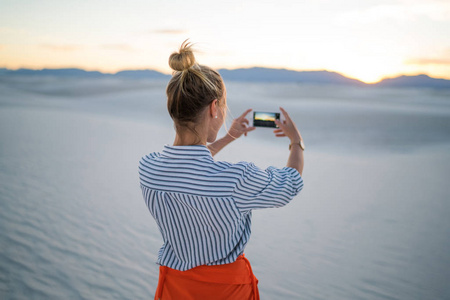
[1,65,448,84]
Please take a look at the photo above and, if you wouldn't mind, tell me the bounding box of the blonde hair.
[166,40,225,130]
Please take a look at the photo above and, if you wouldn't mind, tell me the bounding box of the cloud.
[100,43,135,52]
[150,29,188,35]
[40,44,83,52]
[336,2,450,24]
[40,43,136,52]
[405,58,450,65]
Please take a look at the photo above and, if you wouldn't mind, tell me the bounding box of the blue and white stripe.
[139,145,303,271]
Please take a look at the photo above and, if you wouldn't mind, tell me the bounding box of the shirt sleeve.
[232,162,303,211]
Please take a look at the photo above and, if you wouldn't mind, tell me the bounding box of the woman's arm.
[208,109,255,156]
[207,134,235,157]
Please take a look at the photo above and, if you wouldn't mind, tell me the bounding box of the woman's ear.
[209,99,219,118]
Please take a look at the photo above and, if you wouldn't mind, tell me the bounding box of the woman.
[138,40,305,300]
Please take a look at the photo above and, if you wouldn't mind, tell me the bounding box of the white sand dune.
[1,77,449,299]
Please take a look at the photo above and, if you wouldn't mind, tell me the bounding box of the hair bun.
[168,39,196,71]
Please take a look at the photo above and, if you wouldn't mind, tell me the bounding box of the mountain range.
[1,67,449,89]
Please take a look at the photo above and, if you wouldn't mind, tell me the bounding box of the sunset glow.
[255,113,276,122]
[1,0,449,83]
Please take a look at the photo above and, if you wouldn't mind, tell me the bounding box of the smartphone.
[253,111,280,128]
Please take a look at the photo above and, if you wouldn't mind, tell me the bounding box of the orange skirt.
[154,254,260,300]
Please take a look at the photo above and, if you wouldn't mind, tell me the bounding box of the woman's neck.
[173,129,207,146]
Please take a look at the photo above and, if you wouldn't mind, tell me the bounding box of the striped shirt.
[138,145,303,271]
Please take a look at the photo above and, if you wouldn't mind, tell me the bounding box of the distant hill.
[2,68,106,78]
[376,74,450,89]
[218,67,366,86]
[0,68,170,79]
[114,69,170,79]
[1,67,449,88]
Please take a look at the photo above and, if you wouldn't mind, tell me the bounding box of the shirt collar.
[161,144,214,160]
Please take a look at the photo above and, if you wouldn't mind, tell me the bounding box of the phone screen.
[253,111,280,128]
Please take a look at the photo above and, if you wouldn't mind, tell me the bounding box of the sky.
[0,0,449,83]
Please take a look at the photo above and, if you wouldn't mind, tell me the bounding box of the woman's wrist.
[289,134,302,144]
[225,131,237,142]
[289,134,304,150]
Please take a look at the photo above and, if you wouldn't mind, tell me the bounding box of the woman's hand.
[273,107,302,143]
[227,109,256,140]
[208,109,255,157]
